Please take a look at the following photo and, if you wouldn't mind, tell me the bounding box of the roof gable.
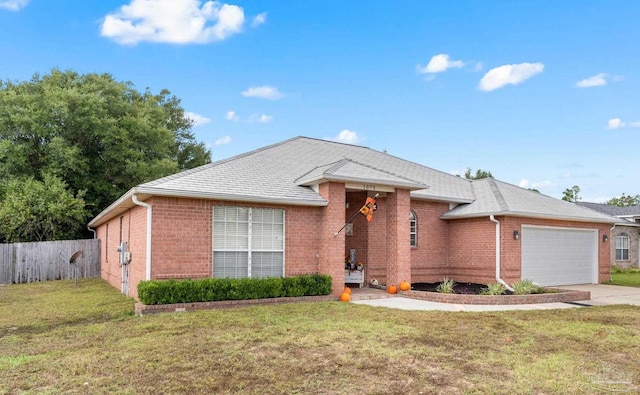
[294,158,428,190]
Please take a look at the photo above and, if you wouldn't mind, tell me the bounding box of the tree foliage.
[464,168,493,180]
[0,174,88,242]
[562,185,581,202]
[606,193,640,207]
[0,69,211,240]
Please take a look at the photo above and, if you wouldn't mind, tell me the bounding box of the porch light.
[603,234,608,243]
[513,230,519,240]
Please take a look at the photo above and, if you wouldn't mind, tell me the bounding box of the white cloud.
[417,54,464,74]
[607,118,624,129]
[252,12,266,27]
[478,62,544,92]
[247,113,272,123]
[241,85,283,100]
[519,179,552,189]
[330,129,361,144]
[214,135,231,146]
[576,73,607,88]
[607,118,640,130]
[226,110,239,122]
[100,0,245,45]
[257,114,272,123]
[185,111,211,126]
[0,0,29,11]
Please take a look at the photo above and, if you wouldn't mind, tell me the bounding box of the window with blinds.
[213,206,285,278]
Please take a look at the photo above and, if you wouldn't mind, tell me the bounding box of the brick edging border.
[135,295,336,316]
[400,288,590,305]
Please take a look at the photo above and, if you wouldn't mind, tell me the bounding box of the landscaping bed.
[135,294,335,316]
[404,282,591,305]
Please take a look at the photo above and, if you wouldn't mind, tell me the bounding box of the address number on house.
[345,183,395,193]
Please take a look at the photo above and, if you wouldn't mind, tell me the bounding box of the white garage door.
[521,226,598,286]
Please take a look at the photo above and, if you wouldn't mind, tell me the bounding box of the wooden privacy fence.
[0,239,101,284]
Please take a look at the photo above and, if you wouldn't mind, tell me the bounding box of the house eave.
[440,210,618,224]
[88,187,328,228]
[297,174,428,191]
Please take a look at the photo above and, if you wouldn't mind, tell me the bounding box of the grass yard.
[608,268,640,288]
[1,280,640,394]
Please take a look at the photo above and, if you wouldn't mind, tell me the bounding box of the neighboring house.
[89,137,618,298]
[577,202,640,268]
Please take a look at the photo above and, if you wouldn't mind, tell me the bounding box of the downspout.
[132,193,152,281]
[87,226,96,239]
[489,215,514,292]
[609,223,616,279]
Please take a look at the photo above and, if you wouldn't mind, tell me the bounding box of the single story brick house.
[577,202,640,268]
[88,136,618,298]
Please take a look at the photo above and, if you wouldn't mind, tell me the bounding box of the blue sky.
[1,1,638,202]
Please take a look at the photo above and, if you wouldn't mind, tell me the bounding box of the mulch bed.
[411,282,514,295]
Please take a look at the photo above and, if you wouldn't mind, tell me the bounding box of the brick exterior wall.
[318,182,347,296]
[611,225,640,268]
[445,216,611,285]
[95,190,613,299]
[410,200,451,282]
[386,189,411,286]
[447,217,498,285]
[97,205,147,298]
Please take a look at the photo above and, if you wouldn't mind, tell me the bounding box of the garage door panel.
[521,226,597,286]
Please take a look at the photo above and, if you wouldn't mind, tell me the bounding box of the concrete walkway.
[351,284,640,312]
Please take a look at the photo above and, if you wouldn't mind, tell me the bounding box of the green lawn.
[608,268,640,288]
[2,279,640,394]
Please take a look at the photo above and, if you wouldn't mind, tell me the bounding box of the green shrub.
[436,278,456,294]
[512,279,536,295]
[480,282,506,295]
[137,274,332,305]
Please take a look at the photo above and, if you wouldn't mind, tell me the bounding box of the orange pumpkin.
[399,281,410,291]
[343,287,352,295]
[387,284,398,294]
[340,291,351,302]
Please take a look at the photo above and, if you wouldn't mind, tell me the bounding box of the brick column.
[318,182,346,296]
[386,189,411,287]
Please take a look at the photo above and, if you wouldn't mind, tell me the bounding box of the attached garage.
[521,225,598,286]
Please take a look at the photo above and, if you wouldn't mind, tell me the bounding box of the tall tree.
[606,193,640,207]
[0,174,88,242]
[464,168,493,180]
[562,185,581,202]
[0,69,211,240]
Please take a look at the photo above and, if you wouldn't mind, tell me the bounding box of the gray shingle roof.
[294,158,428,190]
[577,202,640,225]
[441,178,619,223]
[89,136,618,226]
[139,136,474,204]
[577,202,640,216]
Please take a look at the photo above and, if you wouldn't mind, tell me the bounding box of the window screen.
[213,206,285,278]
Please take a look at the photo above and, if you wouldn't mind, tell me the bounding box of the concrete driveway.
[352,284,640,312]
[555,284,640,306]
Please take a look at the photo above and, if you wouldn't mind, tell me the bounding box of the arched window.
[615,234,630,260]
[409,210,417,248]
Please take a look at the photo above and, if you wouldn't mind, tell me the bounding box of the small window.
[615,234,630,260]
[409,210,417,248]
